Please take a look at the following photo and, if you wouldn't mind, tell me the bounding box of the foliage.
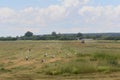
[0,31,120,40]
[0,37,17,41]
[24,31,33,37]
[76,32,83,39]
[51,31,57,36]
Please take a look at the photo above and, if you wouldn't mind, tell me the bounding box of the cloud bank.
[0,0,120,36]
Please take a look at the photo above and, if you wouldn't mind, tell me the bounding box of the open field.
[0,40,120,80]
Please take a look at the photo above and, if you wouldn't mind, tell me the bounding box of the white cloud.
[41,5,67,20]
[62,0,80,7]
[1,0,120,36]
[0,0,89,26]
[78,5,120,24]
[61,0,89,7]
[0,6,67,25]
[0,7,16,23]
[0,7,15,17]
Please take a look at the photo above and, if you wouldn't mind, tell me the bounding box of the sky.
[0,0,120,36]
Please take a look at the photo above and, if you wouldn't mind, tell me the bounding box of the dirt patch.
[6,59,37,69]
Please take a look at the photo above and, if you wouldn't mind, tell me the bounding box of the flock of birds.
[25,40,85,63]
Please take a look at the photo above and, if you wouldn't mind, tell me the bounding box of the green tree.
[24,31,33,37]
[76,32,83,39]
[51,31,57,36]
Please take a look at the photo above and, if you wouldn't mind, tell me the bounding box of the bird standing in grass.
[25,56,29,61]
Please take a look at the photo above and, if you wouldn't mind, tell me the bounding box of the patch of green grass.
[76,52,91,57]
[11,66,34,71]
[93,52,118,60]
[92,52,119,66]
[41,60,97,75]
[0,67,11,73]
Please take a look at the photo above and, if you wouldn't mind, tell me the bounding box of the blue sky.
[0,0,60,9]
[89,0,120,6]
[0,0,120,36]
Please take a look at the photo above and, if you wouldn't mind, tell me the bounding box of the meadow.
[0,40,120,80]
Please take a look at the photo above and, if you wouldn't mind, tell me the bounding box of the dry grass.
[0,40,120,80]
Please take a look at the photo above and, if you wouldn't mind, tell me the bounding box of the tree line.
[0,31,83,41]
[0,31,120,41]
[20,31,83,40]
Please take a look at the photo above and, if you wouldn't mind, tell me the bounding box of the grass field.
[0,40,120,80]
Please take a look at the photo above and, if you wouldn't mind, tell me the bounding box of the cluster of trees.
[0,31,83,41]
[84,33,120,40]
[20,31,83,40]
[0,31,120,41]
